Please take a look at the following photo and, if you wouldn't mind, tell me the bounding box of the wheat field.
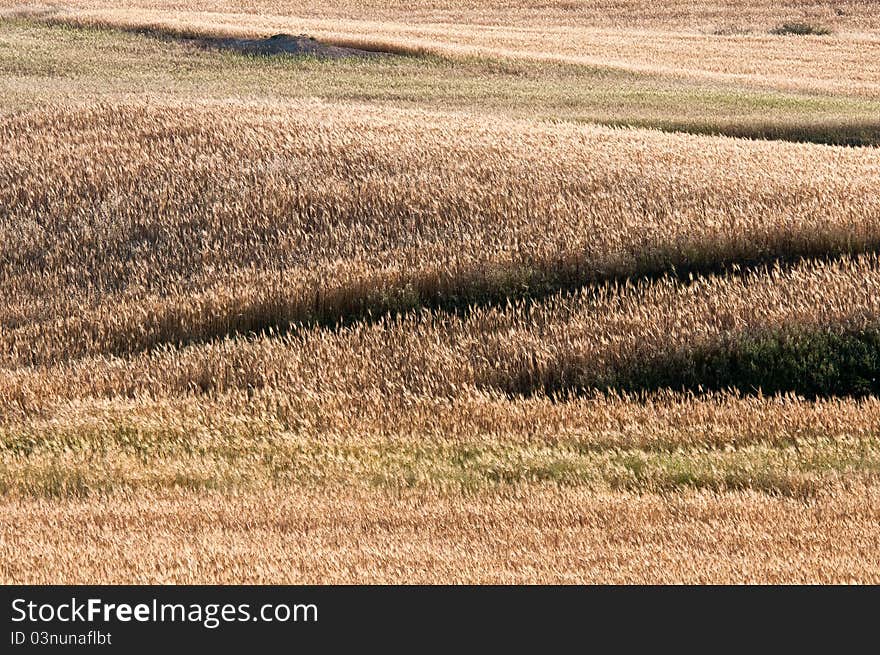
[1,2,879,583]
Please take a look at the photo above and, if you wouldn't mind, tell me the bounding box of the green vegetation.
[771,22,832,36]
[618,328,880,398]
[2,421,877,497]
[510,327,880,399]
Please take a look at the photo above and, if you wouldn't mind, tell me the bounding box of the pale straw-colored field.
[1,2,879,583]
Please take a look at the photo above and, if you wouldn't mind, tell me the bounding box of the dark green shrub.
[771,22,832,36]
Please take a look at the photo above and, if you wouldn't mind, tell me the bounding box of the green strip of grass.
[2,436,877,498]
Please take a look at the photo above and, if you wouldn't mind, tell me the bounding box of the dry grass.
[3,485,879,584]
[4,0,879,31]
[7,3,880,95]
[2,100,879,364]
[4,20,878,145]
[1,4,879,583]
[4,254,880,407]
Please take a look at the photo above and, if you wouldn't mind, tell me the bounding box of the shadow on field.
[85,243,880,366]
[600,119,880,148]
[187,33,391,59]
[490,327,880,400]
[206,244,880,333]
[42,18,410,58]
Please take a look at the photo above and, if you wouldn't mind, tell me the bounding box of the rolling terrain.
[1,2,879,583]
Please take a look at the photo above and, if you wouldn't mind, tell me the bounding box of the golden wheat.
[2,101,879,364]
[3,485,879,584]
[1,5,879,583]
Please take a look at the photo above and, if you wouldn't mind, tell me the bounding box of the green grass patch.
[505,326,880,399]
[771,22,832,36]
[613,328,880,399]
[2,437,877,498]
